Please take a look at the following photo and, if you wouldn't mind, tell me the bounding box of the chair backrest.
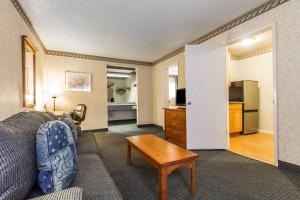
[71,104,87,124]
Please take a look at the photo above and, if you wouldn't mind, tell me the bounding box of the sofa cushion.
[0,112,52,200]
[36,121,77,193]
[72,153,122,200]
[29,187,82,200]
[59,114,78,143]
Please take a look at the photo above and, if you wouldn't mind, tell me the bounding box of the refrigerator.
[229,80,259,134]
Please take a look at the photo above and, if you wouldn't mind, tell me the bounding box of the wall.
[112,79,127,102]
[0,0,45,120]
[230,52,274,133]
[125,76,137,102]
[153,0,300,166]
[108,76,136,103]
[44,55,152,130]
[152,52,184,127]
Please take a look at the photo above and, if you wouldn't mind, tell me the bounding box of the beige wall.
[152,52,185,127]
[44,55,152,130]
[0,0,45,120]
[153,0,300,166]
[231,52,274,133]
[0,1,153,130]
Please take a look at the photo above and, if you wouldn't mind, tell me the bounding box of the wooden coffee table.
[126,134,199,200]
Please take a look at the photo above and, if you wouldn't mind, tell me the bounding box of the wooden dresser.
[164,107,186,148]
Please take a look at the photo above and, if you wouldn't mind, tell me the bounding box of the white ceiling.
[229,29,272,58]
[19,0,270,62]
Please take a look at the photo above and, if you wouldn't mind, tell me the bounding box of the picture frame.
[65,71,92,92]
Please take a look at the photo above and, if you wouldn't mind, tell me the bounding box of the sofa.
[0,111,122,200]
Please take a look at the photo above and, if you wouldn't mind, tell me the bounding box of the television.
[176,88,186,106]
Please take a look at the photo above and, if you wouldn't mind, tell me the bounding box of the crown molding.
[46,50,152,66]
[231,47,272,60]
[11,0,47,52]
[11,0,289,66]
[10,0,152,66]
[153,0,289,66]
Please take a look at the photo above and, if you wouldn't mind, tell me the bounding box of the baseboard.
[278,160,300,173]
[81,128,108,133]
[137,124,163,129]
[108,119,136,124]
[258,129,273,134]
[153,124,163,129]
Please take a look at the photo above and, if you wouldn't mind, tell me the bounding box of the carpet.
[93,124,300,200]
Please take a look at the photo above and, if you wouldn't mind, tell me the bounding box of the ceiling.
[229,29,272,58]
[19,0,270,62]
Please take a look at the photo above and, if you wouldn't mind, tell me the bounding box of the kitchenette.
[229,80,259,134]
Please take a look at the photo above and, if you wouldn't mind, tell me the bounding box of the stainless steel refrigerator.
[229,80,259,134]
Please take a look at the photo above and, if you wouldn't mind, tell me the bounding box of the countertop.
[107,102,136,106]
[229,102,244,104]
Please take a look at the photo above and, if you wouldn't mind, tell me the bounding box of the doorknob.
[187,101,192,105]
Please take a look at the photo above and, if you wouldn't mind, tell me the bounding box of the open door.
[185,45,228,149]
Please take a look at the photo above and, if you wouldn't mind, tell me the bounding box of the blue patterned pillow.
[36,121,77,194]
[58,114,77,143]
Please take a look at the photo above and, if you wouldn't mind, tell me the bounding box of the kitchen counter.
[108,102,136,106]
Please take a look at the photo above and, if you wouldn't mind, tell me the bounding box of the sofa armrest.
[28,187,82,200]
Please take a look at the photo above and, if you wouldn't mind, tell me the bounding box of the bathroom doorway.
[107,66,137,127]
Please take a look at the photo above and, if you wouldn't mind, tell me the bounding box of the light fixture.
[49,85,60,111]
[107,68,134,74]
[52,96,57,111]
[107,73,131,78]
[241,37,255,46]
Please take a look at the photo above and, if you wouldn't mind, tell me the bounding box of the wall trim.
[11,0,289,66]
[137,124,163,129]
[153,0,289,65]
[81,128,109,133]
[258,129,274,134]
[231,47,272,60]
[46,50,153,66]
[278,160,300,172]
[10,0,152,66]
[10,0,47,52]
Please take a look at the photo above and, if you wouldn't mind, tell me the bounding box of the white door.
[185,45,228,149]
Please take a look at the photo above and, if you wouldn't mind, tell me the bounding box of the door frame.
[106,65,138,126]
[225,23,278,166]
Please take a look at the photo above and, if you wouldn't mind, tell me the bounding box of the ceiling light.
[107,73,131,78]
[107,68,134,73]
[241,37,255,46]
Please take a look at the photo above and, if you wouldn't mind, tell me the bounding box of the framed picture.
[65,71,92,92]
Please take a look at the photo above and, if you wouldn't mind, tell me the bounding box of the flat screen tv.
[176,88,186,106]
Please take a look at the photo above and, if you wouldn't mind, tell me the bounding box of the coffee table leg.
[159,167,168,200]
[127,143,132,165]
[190,159,196,194]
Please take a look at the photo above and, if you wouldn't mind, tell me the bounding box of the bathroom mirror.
[22,36,37,108]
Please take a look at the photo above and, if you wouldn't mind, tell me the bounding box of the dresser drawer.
[165,110,185,122]
[165,128,186,147]
[165,120,186,131]
[165,127,185,137]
